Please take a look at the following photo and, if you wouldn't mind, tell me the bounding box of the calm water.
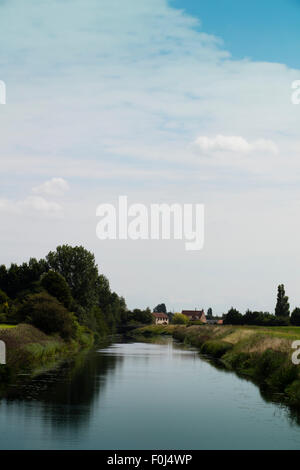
[1,338,300,449]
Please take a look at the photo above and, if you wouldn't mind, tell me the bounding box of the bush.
[17,292,77,340]
[254,349,286,381]
[201,340,233,358]
[172,313,189,325]
[268,364,298,391]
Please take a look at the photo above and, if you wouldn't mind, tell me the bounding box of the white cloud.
[32,178,70,197]
[0,0,299,312]
[0,196,63,218]
[192,135,279,156]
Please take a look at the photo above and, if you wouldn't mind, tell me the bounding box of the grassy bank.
[0,323,94,386]
[132,324,300,405]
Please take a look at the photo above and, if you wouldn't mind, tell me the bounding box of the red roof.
[153,312,168,319]
[182,310,205,317]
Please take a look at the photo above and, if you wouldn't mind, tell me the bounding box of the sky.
[0,0,300,315]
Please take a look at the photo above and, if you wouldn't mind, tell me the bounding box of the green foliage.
[172,313,189,325]
[17,292,77,340]
[0,289,8,304]
[254,349,286,380]
[0,258,48,298]
[153,303,167,314]
[46,245,99,309]
[291,308,300,326]
[207,307,213,319]
[275,284,290,317]
[243,310,290,326]
[127,308,153,325]
[41,271,73,308]
[223,308,243,325]
[201,340,233,358]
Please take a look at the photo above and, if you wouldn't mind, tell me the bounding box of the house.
[153,312,169,325]
[182,310,207,323]
[206,318,223,325]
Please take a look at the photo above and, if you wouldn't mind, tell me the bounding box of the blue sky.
[173,0,300,68]
[0,0,299,314]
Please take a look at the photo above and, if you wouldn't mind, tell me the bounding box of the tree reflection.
[2,342,123,431]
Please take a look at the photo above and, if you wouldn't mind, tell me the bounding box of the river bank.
[131,324,300,406]
[0,323,94,389]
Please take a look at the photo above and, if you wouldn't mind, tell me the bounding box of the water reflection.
[1,337,300,449]
[1,341,123,431]
[197,350,300,427]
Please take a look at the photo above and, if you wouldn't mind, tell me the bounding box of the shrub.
[268,364,298,391]
[254,349,286,381]
[201,340,233,358]
[172,313,189,325]
[17,292,76,340]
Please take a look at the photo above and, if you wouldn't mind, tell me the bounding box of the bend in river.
[1,337,300,450]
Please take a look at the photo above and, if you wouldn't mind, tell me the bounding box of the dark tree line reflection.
[1,341,124,431]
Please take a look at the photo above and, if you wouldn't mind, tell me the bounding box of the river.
[1,337,300,449]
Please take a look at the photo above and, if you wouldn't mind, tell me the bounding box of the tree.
[275,284,290,317]
[172,313,189,325]
[223,308,243,325]
[18,292,77,339]
[207,308,213,319]
[0,259,48,298]
[46,245,99,309]
[0,288,9,322]
[41,271,73,308]
[291,308,300,326]
[0,289,8,305]
[127,308,153,324]
[154,303,167,313]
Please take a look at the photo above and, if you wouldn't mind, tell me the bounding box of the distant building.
[206,318,224,325]
[153,312,169,325]
[181,310,206,323]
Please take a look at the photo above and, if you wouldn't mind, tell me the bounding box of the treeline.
[0,245,130,341]
[223,284,300,326]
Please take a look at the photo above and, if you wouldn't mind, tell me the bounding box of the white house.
[153,312,169,325]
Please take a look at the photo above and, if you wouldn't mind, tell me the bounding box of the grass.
[0,323,94,387]
[0,324,17,329]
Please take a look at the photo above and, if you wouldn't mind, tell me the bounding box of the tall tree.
[153,303,167,313]
[46,245,99,309]
[207,307,213,319]
[275,284,290,317]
